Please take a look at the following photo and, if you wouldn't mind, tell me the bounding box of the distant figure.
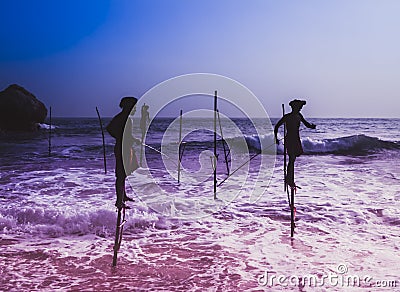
[274,99,316,188]
[106,97,140,209]
[140,104,150,141]
[139,104,150,166]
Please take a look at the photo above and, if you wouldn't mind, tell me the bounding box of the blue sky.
[1,0,399,118]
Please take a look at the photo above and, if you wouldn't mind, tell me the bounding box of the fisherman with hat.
[274,99,316,188]
[107,97,140,209]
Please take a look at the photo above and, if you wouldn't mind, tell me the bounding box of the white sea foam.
[38,123,57,130]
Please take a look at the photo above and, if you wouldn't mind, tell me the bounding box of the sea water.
[0,117,399,291]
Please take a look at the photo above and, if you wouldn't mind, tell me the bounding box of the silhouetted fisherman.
[139,104,150,166]
[274,99,316,188]
[140,103,150,141]
[106,97,140,209]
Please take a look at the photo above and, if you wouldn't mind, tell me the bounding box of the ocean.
[1,117,399,291]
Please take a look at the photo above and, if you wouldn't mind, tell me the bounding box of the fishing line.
[141,143,179,167]
[217,135,285,187]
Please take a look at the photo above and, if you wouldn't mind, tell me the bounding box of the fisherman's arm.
[300,114,316,129]
[274,116,286,144]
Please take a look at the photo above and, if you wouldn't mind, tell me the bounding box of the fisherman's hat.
[119,97,138,109]
[289,99,306,108]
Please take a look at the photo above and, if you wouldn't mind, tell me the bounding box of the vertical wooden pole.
[139,138,144,167]
[291,186,295,237]
[139,105,144,167]
[282,104,286,192]
[48,106,52,157]
[96,107,107,174]
[177,109,183,183]
[113,207,126,266]
[112,209,122,266]
[213,91,217,200]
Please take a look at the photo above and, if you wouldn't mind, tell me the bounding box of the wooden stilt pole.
[178,110,183,183]
[48,106,52,157]
[282,104,286,192]
[290,186,295,238]
[96,107,107,174]
[112,207,126,266]
[139,104,149,167]
[213,91,218,200]
[140,126,144,167]
[139,137,144,167]
[112,209,122,266]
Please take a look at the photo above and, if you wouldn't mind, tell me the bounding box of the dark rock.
[0,84,48,131]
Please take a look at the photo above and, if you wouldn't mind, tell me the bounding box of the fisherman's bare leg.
[115,176,125,208]
[287,155,296,188]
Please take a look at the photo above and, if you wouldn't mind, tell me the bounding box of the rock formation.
[0,84,48,131]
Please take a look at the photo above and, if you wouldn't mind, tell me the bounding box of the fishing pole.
[96,107,107,174]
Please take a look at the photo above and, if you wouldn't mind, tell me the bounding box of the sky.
[0,0,399,118]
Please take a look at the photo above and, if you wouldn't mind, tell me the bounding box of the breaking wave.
[232,134,399,155]
[301,134,400,155]
[0,206,165,238]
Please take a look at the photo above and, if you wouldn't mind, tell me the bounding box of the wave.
[229,134,399,155]
[243,135,274,152]
[301,134,400,155]
[60,146,85,156]
[38,123,57,130]
[0,206,164,238]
